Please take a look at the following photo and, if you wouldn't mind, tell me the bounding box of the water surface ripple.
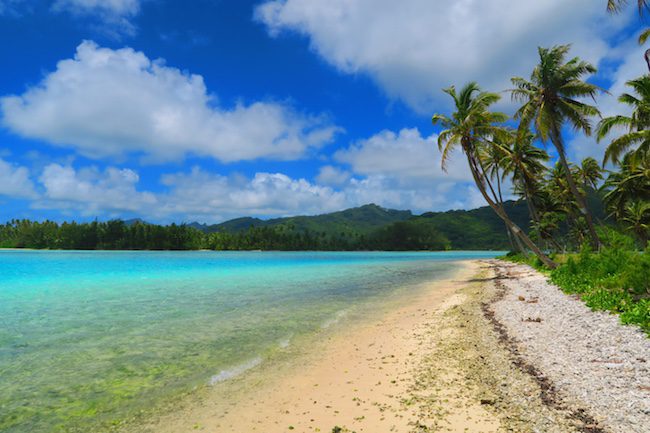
[0,250,499,432]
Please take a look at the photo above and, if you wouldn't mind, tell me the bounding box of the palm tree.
[607,1,650,70]
[577,157,604,189]
[596,76,650,165]
[499,130,550,225]
[606,0,649,13]
[621,201,650,246]
[545,162,589,246]
[603,151,650,219]
[511,45,602,249]
[432,82,557,268]
[480,140,528,254]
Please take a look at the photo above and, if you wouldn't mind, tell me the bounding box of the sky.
[0,0,647,224]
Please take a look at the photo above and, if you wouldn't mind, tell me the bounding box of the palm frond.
[596,115,632,141]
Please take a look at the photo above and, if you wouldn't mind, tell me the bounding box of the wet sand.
[138,260,503,433]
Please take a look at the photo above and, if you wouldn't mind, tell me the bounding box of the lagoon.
[0,250,499,432]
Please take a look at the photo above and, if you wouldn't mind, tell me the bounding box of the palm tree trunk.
[551,133,601,249]
[522,185,540,224]
[465,151,557,268]
[495,167,526,254]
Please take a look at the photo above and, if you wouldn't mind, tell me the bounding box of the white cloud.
[29,163,346,221]
[335,128,472,183]
[326,127,487,212]
[341,175,481,212]
[0,158,37,199]
[255,0,633,112]
[1,41,340,163]
[37,164,157,215]
[316,165,350,187]
[159,168,346,221]
[53,0,142,37]
[3,154,487,221]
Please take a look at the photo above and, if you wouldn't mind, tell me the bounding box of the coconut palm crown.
[433,82,557,268]
[596,75,650,164]
[511,44,602,249]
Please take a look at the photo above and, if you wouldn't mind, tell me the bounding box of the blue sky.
[0,0,647,223]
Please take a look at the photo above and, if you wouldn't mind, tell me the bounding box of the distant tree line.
[0,218,456,251]
[0,220,450,251]
[0,220,203,250]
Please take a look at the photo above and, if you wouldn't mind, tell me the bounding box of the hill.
[191,201,530,250]
[413,200,530,250]
[201,204,413,236]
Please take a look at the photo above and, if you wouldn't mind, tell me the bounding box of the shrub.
[505,230,649,335]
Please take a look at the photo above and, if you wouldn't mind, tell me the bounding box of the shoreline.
[135,260,498,433]
[131,259,650,433]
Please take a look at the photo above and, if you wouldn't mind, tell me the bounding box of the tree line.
[0,218,453,251]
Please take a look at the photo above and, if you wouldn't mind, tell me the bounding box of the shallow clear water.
[0,250,499,432]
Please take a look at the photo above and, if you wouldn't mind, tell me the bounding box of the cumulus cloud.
[26,162,346,222]
[340,175,483,212]
[53,0,142,36]
[315,165,351,187]
[255,0,633,112]
[37,164,157,215]
[1,41,340,163]
[326,127,488,212]
[1,154,486,221]
[159,168,346,221]
[335,128,472,183]
[0,124,500,221]
[0,158,37,199]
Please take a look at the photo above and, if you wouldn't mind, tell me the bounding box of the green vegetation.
[504,231,650,334]
[0,203,524,251]
[201,204,413,236]
[432,39,649,334]
[0,219,204,250]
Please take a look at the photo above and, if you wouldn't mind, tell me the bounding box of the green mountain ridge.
[189,202,530,250]
[0,202,532,251]
[200,203,413,236]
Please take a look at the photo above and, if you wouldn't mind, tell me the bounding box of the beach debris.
[523,317,543,323]
[479,397,496,405]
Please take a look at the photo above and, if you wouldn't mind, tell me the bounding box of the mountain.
[411,200,530,250]
[190,201,531,250]
[201,204,413,236]
[122,218,147,226]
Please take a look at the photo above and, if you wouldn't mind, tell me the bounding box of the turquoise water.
[0,250,498,432]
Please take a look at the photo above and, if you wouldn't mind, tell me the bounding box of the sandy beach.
[138,260,501,433]
[133,259,650,433]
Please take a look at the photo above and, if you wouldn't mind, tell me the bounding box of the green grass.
[501,231,650,335]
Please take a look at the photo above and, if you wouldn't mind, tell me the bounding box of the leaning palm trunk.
[465,143,557,268]
[552,133,601,249]
[522,186,541,224]
[494,164,527,254]
[501,182,528,254]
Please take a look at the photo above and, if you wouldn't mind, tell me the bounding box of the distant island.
[0,201,544,251]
